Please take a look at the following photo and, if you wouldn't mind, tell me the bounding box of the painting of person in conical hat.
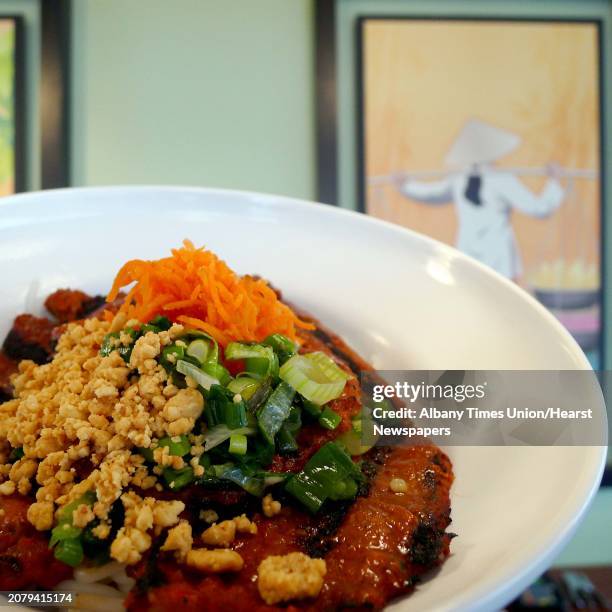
[394,118,565,280]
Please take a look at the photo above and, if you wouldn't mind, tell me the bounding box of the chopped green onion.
[54,537,84,567]
[202,362,232,386]
[261,472,291,487]
[101,328,138,363]
[161,344,185,368]
[204,385,246,428]
[318,406,342,430]
[58,491,96,524]
[185,331,219,363]
[329,478,358,500]
[176,359,219,390]
[225,342,278,378]
[9,447,24,462]
[276,426,298,454]
[50,491,96,547]
[229,433,248,455]
[227,376,260,401]
[203,425,256,451]
[212,462,235,477]
[276,405,301,454]
[263,334,297,364]
[100,332,119,357]
[224,400,248,430]
[51,522,82,544]
[336,411,377,456]
[279,352,351,405]
[285,442,363,513]
[246,377,273,412]
[162,466,194,490]
[256,381,295,445]
[302,399,323,417]
[138,446,154,462]
[186,339,212,364]
[219,465,265,496]
[148,315,172,330]
[158,434,191,457]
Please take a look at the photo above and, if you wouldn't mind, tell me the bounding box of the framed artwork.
[0,16,23,195]
[358,17,604,369]
[40,0,71,189]
[0,1,71,194]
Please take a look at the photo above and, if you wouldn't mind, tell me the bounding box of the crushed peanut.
[201,520,236,547]
[257,552,327,605]
[26,501,54,531]
[262,493,281,517]
[186,548,244,573]
[199,509,218,524]
[233,513,258,535]
[0,318,192,564]
[161,519,193,561]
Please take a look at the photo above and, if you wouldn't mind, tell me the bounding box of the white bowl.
[0,186,605,611]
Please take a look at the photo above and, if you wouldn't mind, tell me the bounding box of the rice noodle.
[56,562,132,610]
[74,562,125,584]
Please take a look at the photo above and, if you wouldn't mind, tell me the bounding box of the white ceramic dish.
[0,186,605,612]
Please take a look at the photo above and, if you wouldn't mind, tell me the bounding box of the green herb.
[162,466,194,491]
[229,433,248,455]
[262,333,297,364]
[8,447,24,462]
[218,465,265,496]
[158,434,191,457]
[318,406,342,430]
[225,342,279,378]
[279,352,351,405]
[285,442,363,513]
[256,381,295,445]
[54,538,84,567]
[227,376,260,401]
[161,344,185,369]
[176,359,219,390]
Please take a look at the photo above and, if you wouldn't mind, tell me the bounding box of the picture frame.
[0,0,71,194]
[0,15,24,195]
[40,0,71,189]
[315,1,611,485]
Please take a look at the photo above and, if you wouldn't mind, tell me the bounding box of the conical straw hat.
[444,118,521,167]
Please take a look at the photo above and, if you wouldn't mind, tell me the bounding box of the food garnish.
[0,243,454,610]
[107,240,313,346]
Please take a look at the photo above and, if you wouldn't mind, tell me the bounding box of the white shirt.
[400,169,564,278]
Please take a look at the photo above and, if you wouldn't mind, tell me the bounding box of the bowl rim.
[0,185,607,611]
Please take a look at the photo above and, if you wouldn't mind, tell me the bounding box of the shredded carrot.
[107,240,314,346]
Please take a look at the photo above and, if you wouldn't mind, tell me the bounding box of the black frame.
[315,7,611,486]
[355,15,606,369]
[315,0,338,205]
[0,1,70,193]
[40,0,71,189]
[0,16,25,193]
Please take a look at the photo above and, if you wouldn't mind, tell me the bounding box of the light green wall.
[555,488,612,566]
[70,0,316,199]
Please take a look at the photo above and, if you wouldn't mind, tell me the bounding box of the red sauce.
[126,445,453,611]
[0,496,72,590]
